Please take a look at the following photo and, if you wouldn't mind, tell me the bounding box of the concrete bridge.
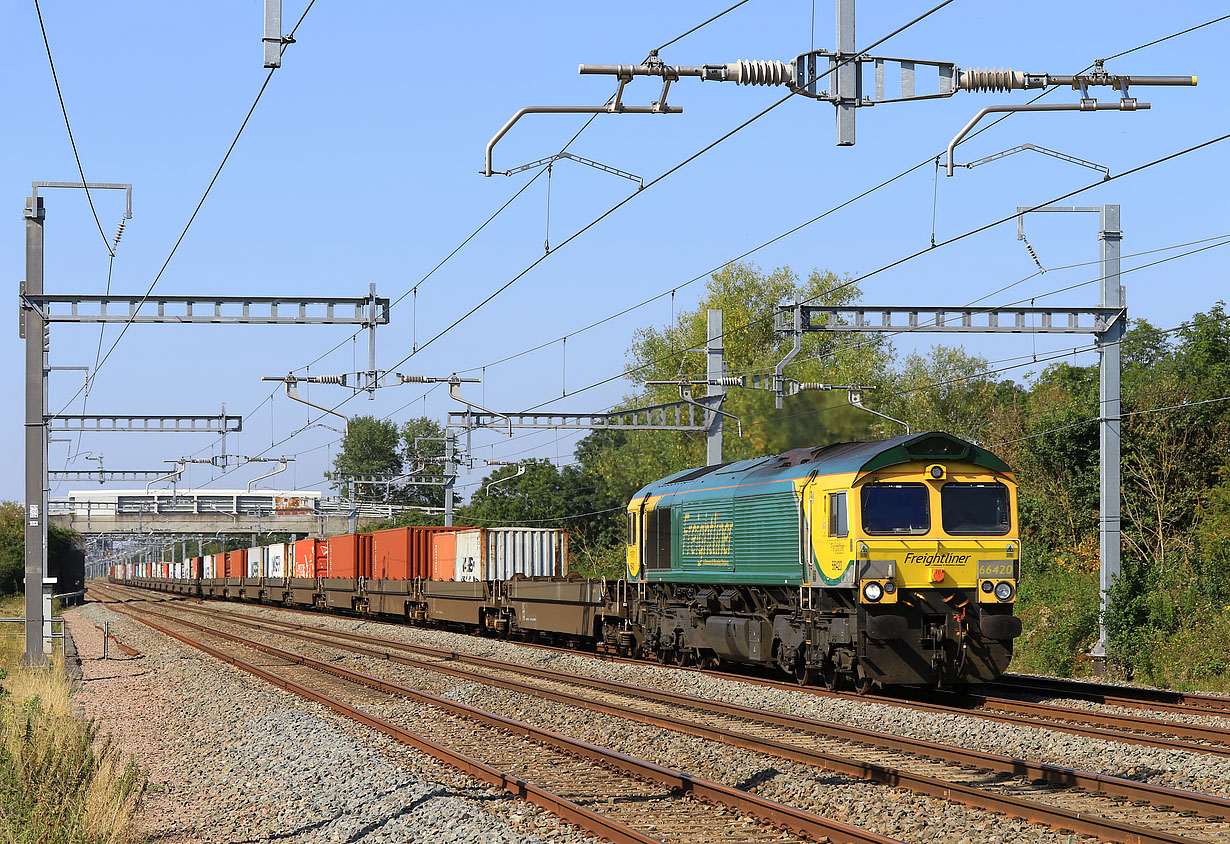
[49,489,421,538]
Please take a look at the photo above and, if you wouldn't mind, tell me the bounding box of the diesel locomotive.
[117,431,1022,689]
[627,430,1022,689]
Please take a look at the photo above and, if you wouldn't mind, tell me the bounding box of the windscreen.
[941,482,1010,535]
[861,484,930,535]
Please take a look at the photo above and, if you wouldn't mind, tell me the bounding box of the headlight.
[882,580,896,595]
[994,581,1015,601]
[980,580,994,593]
[862,581,884,602]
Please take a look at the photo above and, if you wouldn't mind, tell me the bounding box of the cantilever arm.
[484,464,526,495]
[246,458,289,492]
[264,375,349,437]
[450,380,512,437]
[946,101,1149,176]
[483,104,680,177]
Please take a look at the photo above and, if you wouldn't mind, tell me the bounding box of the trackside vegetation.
[0,596,146,843]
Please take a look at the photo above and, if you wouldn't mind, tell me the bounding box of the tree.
[398,417,448,508]
[0,501,80,596]
[589,261,891,497]
[882,345,1013,443]
[330,416,402,499]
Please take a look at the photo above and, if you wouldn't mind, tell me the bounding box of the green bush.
[1012,551,1100,677]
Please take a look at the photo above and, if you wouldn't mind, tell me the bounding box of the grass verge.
[1,597,145,843]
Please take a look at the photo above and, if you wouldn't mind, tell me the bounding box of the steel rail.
[118,596,1230,844]
[104,604,659,844]
[917,687,1230,745]
[990,675,1230,717]
[96,582,1230,756]
[100,597,900,844]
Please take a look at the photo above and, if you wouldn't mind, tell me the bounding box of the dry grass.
[0,596,24,669]
[0,605,145,844]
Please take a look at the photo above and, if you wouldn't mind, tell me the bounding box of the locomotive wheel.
[794,662,814,687]
[821,661,839,691]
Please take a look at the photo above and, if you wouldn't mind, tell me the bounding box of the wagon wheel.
[853,670,875,695]
[657,647,673,665]
[794,661,814,687]
[821,661,839,691]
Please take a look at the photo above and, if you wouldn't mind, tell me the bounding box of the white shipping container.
[486,527,566,580]
[203,554,215,579]
[453,530,483,581]
[247,545,264,578]
[451,528,567,581]
[265,542,288,578]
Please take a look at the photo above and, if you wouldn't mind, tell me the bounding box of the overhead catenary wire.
[31,0,113,258]
[375,0,958,379]
[271,6,1229,446]
[210,131,1230,493]
[452,11,1230,380]
[50,0,318,419]
[198,9,1228,490]
[992,394,1230,448]
[501,133,1230,422]
[745,309,1230,436]
[288,1,758,377]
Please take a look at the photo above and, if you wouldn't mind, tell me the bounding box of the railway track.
[93,582,1230,756]
[91,584,1230,844]
[87,585,900,844]
[987,675,1230,719]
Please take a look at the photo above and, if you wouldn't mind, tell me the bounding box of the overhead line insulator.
[721,60,794,87]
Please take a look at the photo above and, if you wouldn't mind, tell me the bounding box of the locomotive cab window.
[941,482,1010,535]
[828,492,848,537]
[627,513,636,546]
[861,483,930,535]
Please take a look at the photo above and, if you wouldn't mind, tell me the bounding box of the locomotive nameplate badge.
[977,559,1014,579]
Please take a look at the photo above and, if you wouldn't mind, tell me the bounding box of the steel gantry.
[19,184,393,665]
[773,203,1125,666]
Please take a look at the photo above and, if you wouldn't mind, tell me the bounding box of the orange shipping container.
[430,532,457,581]
[314,539,329,576]
[371,526,459,580]
[225,550,247,578]
[325,533,370,579]
[292,539,316,579]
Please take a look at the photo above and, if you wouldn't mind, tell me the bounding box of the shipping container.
[371,526,458,581]
[203,554,215,579]
[454,530,483,582]
[191,557,203,579]
[265,543,288,578]
[247,545,265,578]
[225,550,247,579]
[292,539,317,579]
[314,539,329,576]
[430,531,456,581]
[326,533,360,579]
[161,563,170,579]
[441,528,568,581]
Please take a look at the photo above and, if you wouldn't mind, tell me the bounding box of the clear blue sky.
[2,1,1226,503]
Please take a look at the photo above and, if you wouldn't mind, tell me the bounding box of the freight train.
[114,431,1023,689]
